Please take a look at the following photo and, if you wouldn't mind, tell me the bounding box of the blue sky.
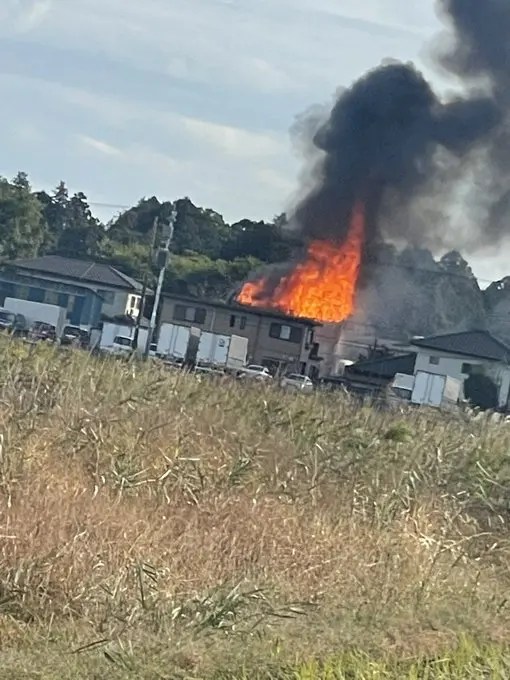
[0,0,505,282]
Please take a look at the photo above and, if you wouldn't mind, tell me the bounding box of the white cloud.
[0,0,443,226]
[0,0,53,31]
[181,117,285,159]
[78,135,122,157]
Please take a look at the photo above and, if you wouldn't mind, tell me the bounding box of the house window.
[230,315,236,328]
[126,295,141,316]
[461,363,473,374]
[429,356,440,365]
[173,305,207,324]
[44,290,59,306]
[240,316,247,330]
[28,287,45,303]
[269,323,303,344]
[58,293,69,309]
[98,290,115,305]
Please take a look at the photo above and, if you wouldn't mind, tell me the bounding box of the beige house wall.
[159,296,316,371]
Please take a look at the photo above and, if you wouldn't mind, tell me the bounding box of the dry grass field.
[0,339,509,678]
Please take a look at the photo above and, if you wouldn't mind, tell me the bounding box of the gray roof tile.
[411,330,510,362]
[10,256,142,292]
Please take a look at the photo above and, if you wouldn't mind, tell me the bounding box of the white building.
[411,330,510,409]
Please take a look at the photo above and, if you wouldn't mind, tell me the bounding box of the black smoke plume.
[292,0,510,252]
[237,0,510,313]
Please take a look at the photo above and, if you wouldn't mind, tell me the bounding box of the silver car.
[280,373,314,393]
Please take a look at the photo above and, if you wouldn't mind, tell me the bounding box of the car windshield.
[63,327,80,336]
[287,374,306,381]
[247,365,266,372]
[0,311,14,323]
[114,336,133,347]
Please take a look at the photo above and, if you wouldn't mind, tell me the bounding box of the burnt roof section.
[162,292,320,326]
[9,256,143,292]
[411,330,510,362]
[346,353,417,379]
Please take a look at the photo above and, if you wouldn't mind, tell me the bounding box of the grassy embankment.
[0,339,509,678]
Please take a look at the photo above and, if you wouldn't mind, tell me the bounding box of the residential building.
[0,255,143,328]
[159,293,319,374]
[411,330,510,408]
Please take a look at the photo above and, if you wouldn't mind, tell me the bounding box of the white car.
[103,335,134,356]
[237,365,273,381]
[280,373,314,393]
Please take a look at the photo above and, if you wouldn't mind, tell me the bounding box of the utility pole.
[143,206,177,358]
[133,216,159,350]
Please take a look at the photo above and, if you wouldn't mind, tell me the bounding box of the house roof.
[411,330,510,362]
[346,353,417,379]
[161,292,320,327]
[9,256,143,292]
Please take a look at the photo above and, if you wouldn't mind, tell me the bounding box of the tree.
[464,373,499,411]
[107,197,162,245]
[40,185,105,259]
[0,173,47,259]
[172,198,229,258]
[221,217,293,263]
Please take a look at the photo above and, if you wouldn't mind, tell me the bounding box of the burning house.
[234,0,510,370]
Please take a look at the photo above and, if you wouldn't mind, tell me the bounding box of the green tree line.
[0,172,294,299]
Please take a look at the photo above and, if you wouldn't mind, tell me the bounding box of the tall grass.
[0,338,509,678]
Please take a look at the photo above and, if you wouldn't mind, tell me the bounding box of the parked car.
[60,325,90,348]
[0,309,27,335]
[103,335,134,356]
[280,373,314,393]
[237,364,273,381]
[29,322,57,343]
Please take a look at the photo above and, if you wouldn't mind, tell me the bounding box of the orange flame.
[236,203,365,323]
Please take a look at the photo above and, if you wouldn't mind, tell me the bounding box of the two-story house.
[159,293,320,375]
[0,255,143,328]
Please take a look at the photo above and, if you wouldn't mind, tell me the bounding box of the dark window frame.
[173,304,207,325]
[269,322,303,344]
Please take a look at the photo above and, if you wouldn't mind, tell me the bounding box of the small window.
[461,363,473,374]
[269,323,282,339]
[45,290,59,305]
[195,308,206,324]
[269,322,303,344]
[28,287,45,303]
[240,316,247,330]
[173,304,206,324]
[290,326,303,343]
[229,314,236,328]
[429,356,440,365]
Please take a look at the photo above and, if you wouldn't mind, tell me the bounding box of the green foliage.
[38,183,105,258]
[0,173,275,297]
[0,172,46,259]
[165,252,262,298]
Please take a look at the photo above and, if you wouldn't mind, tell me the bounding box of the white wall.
[414,349,510,408]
